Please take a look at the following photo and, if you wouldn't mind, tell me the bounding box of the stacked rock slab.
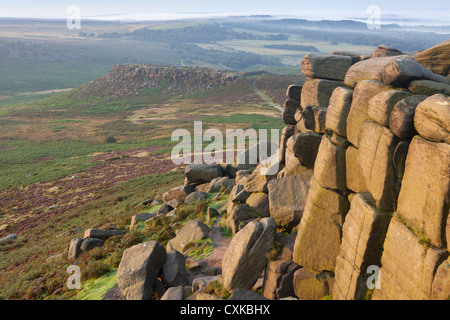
[276,44,450,300]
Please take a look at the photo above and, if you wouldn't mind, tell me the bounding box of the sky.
[1,0,449,25]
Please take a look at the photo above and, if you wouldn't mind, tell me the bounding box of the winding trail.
[250,79,283,112]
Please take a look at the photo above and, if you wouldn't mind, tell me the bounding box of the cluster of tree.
[98,24,287,44]
[177,43,283,70]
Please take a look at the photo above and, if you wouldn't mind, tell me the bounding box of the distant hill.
[69,64,242,99]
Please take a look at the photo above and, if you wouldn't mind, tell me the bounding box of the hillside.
[1,40,449,303]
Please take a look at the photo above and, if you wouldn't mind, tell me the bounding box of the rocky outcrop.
[222,218,276,292]
[277,46,449,300]
[117,241,167,300]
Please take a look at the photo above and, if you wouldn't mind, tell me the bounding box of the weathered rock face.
[282,98,301,125]
[346,80,391,147]
[166,220,211,253]
[286,85,302,101]
[267,170,313,232]
[333,193,392,300]
[117,241,167,300]
[372,219,447,300]
[246,192,270,218]
[222,218,276,292]
[396,136,450,248]
[408,80,450,96]
[275,44,450,300]
[413,40,450,76]
[326,86,353,136]
[346,146,367,193]
[358,120,399,211]
[389,95,427,140]
[367,90,412,127]
[293,132,323,169]
[301,78,343,109]
[414,94,450,144]
[344,55,414,88]
[301,53,354,81]
[293,177,349,272]
[313,134,347,192]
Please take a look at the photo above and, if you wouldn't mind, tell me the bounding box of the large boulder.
[313,134,347,192]
[372,219,448,300]
[325,86,353,137]
[302,105,327,134]
[396,136,450,248]
[130,212,157,230]
[263,259,301,300]
[284,136,308,176]
[293,177,349,272]
[301,78,343,109]
[293,132,323,169]
[117,241,167,300]
[344,55,415,88]
[184,191,208,205]
[346,80,391,147]
[222,218,276,292]
[389,95,427,140]
[414,94,450,144]
[160,286,185,300]
[286,85,302,101]
[162,250,189,287]
[68,238,84,260]
[83,229,125,241]
[282,98,301,125]
[381,57,450,88]
[267,170,313,232]
[370,45,403,58]
[345,146,367,193]
[166,220,211,253]
[80,238,104,253]
[162,186,188,203]
[408,80,450,96]
[246,192,270,217]
[301,53,353,81]
[413,40,450,76]
[357,120,399,211]
[185,164,223,184]
[333,193,392,300]
[226,203,258,235]
[367,90,412,127]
